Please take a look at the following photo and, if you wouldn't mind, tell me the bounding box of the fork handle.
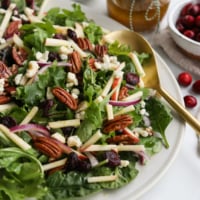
[158,87,200,135]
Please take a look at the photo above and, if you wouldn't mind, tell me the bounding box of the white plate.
[43,1,185,199]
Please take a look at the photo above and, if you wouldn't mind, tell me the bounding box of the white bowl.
[168,0,200,59]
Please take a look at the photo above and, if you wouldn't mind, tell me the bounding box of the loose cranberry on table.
[192,80,200,93]
[177,72,192,86]
[176,2,200,42]
[184,95,197,108]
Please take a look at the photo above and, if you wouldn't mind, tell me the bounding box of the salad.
[0,0,173,200]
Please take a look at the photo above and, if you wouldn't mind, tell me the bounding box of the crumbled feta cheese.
[26,61,39,78]
[14,73,23,85]
[133,127,149,137]
[0,38,6,44]
[0,78,5,94]
[141,100,146,108]
[52,132,66,143]
[35,51,49,62]
[94,54,120,71]
[59,53,68,60]
[120,160,130,168]
[71,88,80,96]
[67,72,78,86]
[67,135,82,148]
[140,109,146,115]
[59,46,73,55]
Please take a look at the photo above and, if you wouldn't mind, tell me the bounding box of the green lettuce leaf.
[15,65,66,106]
[0,147,47,200]
[145,97,173,148]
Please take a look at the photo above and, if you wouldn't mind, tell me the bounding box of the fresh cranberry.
[180,3,193,16]
[195,15,200,27]
[183,15,195,27]
[177,72,192,86]
[195,32,200,42]
[188,5,200,16]
[176,22,185,33]
[192,80,200,93]
[184,95,197,108]
[183,30,195,39]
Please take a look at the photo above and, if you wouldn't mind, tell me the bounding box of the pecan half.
[94,44,108,58]
[33,137,63,159]
[77,38,93,51]
[107,134,139,144]
[88,58,97,71]
[103,114,133,133]
[0,95,11,104]
[118,86,129,100]
[52,87,77,110]
[69,51,82,74]
[4,20,21,39]
[0,61,12,79]
[12,46,28,65]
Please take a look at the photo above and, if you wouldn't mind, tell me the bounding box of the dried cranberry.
[40,99,54,117]
[184,95,197,108]
[53,33,66,40]
[104,150,121,167]
[192,80,200,93]
[67,29,77,42]
[177,72,192,86]
[1,0,10,9]
[0,116,17,128]
[26,0,34,9]
[65,152,80,171]
[62,127,74,136]
[78,160,91,172]
[48,52,61,62]
[65,152,91,172]
[126,72,140,86]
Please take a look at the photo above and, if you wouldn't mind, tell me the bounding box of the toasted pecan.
[0,61,12,79]
[69,51,82,74]
[107,134,139,144]
[4,20,21,39]
[33,137,63,159]
[103,114,133,133]
[52,87,77,110]
[12,46,28,65]
[77,37,93,51]
[94,44,108,58]
[0,95,11,104]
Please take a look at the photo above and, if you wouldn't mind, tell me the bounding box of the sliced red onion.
[143,116,151,127]
[125,83,135,90]
[109,98,141,107]
[37,61,72,68]
[137,151,149,165]
[10,123,50,136]
[85,152,99,167]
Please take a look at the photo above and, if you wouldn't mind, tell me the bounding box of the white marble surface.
[71,1,200,200]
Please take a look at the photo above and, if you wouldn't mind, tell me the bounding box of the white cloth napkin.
[153,28,200,76]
